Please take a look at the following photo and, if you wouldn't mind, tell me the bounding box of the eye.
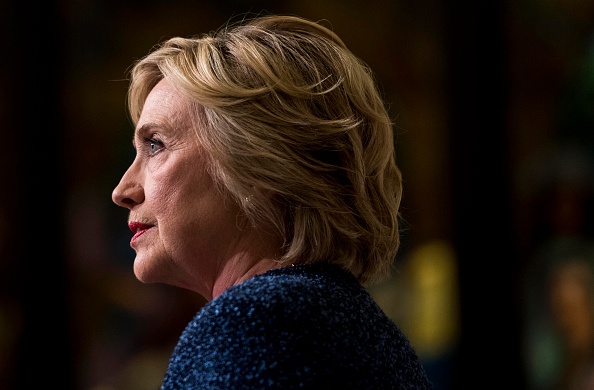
[145,137,164,155]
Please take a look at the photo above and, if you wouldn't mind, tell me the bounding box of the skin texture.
[112,78,281,301]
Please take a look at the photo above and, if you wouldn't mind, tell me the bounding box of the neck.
[211,255,281,299]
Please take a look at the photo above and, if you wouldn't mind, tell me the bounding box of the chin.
[133,258,165,284]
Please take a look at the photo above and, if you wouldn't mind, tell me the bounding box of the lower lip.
[131,228,150,245]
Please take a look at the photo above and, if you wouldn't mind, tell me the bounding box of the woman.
[112,14,433,389]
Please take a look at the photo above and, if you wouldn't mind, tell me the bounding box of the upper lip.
[128,221,153,233]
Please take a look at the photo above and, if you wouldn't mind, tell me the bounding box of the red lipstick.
[128,222,153,244]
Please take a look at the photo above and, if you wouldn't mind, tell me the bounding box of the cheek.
[148,161,226,233]
[150,169,242,264]
[146,177,178,215]
[143,149,243,256]
[147,150,208,205]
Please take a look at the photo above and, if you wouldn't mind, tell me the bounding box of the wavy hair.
[127,14,403,286]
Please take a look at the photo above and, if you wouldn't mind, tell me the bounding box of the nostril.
[122,197,136,206]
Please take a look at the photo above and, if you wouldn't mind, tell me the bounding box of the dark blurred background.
[2,0,594,389]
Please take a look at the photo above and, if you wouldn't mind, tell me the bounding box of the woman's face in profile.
[112,78,244,298]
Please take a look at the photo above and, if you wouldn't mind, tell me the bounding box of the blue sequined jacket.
[161,263,433,389]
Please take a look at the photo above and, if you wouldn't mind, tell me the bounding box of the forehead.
[135,78,193,136]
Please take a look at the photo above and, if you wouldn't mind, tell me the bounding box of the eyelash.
[144,137,164,155]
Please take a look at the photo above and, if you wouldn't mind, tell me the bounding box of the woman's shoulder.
[195,262,389,333]
[181,263,361,349]
[173,262,433,389]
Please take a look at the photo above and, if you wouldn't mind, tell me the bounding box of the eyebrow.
[132,122,158,148]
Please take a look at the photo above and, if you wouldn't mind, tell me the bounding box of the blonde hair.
[127,14,403,286]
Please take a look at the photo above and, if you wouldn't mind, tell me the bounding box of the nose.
[112,167,144,209]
